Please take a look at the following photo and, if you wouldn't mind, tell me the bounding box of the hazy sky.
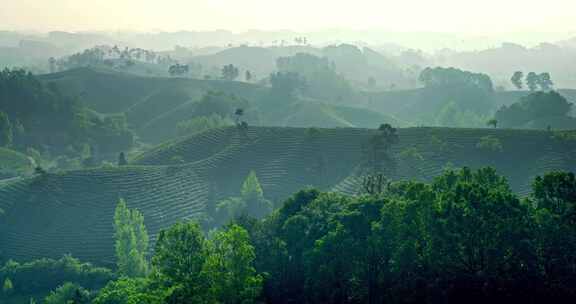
[2,0,575,34]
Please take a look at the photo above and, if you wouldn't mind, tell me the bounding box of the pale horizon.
[3,0,576,35]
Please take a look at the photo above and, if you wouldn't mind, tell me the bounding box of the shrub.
[44,282,91,304]
[0,255,115,295]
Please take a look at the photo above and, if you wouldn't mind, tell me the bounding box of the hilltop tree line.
[511,71,554,91]
[50,46,177,73]
[495,91,575,129]
[2,168,576,303]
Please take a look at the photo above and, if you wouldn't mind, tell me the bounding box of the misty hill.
[0,126,574,264]
[39,67,263,114]
[184,44,408,89]
[442,42,576,88]
[366,87,576,127]
[39,67,399,142]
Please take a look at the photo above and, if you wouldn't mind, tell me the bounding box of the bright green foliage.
[114,199,149,278]
[151,221,209,302]
[0,111,12,147]
[532,171,576,215]
[83,167,576,303]
[2,277,13,295]
[204,225,263,304]
[217,171,272,222]
[430,167,532,274]
[44,282,91,304]
[234,167,569,303]
[92,277,166,304]
[241,171,270,215]
[97,222,264,304]
[0,255,114,297]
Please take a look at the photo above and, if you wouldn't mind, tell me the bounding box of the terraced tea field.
[1,127,574,265]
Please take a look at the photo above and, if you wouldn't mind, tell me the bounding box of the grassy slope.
[39,67,263,116]
[1,127,574,265]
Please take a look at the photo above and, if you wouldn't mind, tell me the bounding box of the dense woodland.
[1,168,576,303]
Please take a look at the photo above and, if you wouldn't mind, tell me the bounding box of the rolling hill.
[0,126,574,265]
[38,68,402,142]
[365,88,576,125]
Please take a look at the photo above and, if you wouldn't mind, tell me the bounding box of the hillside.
[366,88,576,124]
[39,67,265,116]
[0,126,574,265]
[38,68,400,142]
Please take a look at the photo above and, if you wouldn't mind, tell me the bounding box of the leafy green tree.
[430,167,532,275]
[151,222,209,302]
[92,277,166,304]
[114,199,149,278]
[531,171,576,293]
[204,225,263,304]
[0,255,114,298]
[0,111,13,147]
[511,71,524,90]
[495,91,573,128]
[44,282,91,304]
[532,171,576,219]
[217,171,272,222]
[241,171,272,217]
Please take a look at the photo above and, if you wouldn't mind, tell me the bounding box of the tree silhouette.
[526,72,539,91]
[538,72,554,91]
[511,71,524,90]
[118,152,127,166]
[222,64,239,81]
[487,119,498,128]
